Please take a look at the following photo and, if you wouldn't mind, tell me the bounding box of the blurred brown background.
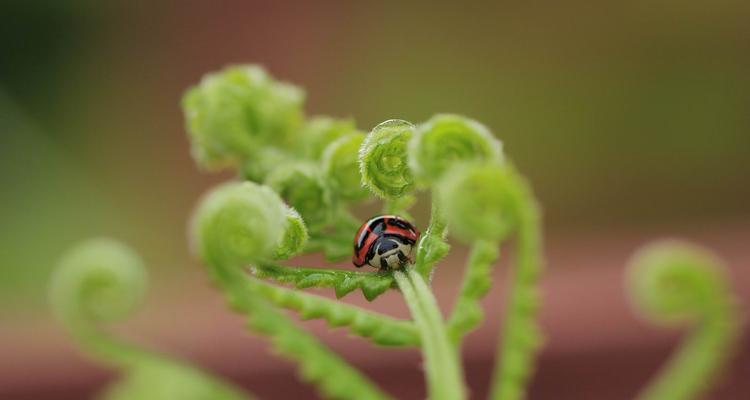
[1,1,748,399]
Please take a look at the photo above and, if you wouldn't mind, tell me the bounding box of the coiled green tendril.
[409,114,503,184]
[50,238,250,400]
[359,119,416,198]
[627,240,741,400]
[437,162,520,243]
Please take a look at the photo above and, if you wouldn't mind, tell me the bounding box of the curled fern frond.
[182,65,304,169]
[299,116,357,160]
[193,186,392,399]
[359,119,416,199]
[264,162,331,230]
[251,263,396,301]
[274,207,309,260]
[51,238,147,329]
[51,239,250,400]
[322,132,370,202]
[409,114,503,184]
[191,181,287,276]
[248,277,419,346]
[437,162,520,243]
[627,240,741,400]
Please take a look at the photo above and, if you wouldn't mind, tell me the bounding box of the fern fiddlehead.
[182,65,304,170]
[192,180,394,400]
[627,240,741,400]
[359,119,416,199]
[50,238,250,400]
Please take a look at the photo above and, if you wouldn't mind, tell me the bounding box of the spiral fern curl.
[410,114,503,185]
[50,238,250,400]
[627,240,741,400]
[359,119,416,199]
[193,180,394,400]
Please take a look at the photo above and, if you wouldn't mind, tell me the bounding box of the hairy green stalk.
[247,275,419,346]
[488,171,544,400]
[414,197,450,280]
[394,269,466,400]
[446,240,501,345]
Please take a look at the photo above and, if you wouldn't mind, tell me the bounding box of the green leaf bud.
[410,114,503,184]
[264,162,331,229]
[298,116,357,160]
[359,119,415,199]
[240,147,291,183]
[182,65,304,169]
[437,163,520,243]
[192,181,287,268]
[321,132,370,202]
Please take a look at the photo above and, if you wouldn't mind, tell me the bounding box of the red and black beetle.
[353,215,420,270]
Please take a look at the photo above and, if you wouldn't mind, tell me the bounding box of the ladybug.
[353,215,420,270]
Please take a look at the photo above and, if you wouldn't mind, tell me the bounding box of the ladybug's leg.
[397,251,409,265]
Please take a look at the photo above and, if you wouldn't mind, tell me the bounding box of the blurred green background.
[1,1,749,310]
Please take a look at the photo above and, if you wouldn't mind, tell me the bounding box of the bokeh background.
[1,1,748,399]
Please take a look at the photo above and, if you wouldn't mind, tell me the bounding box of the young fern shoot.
[49,63,744,400]
[50,239,250,400]
[627,240,741,400]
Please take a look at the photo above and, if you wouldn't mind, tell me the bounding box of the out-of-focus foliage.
[627,240,741,400]
[50,238,251,400]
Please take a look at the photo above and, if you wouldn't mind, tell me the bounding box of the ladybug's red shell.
[353,215,420,270]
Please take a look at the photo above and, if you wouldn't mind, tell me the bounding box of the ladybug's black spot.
[384,233,416,246]
[376,238,399,254]
[390,218,412,231]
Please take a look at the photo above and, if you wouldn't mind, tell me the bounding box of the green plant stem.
[251,263,395,300]
[446,240,500,346]
[248,276,420,346]
[415,196,450,280]
[395,269,466,400]
[637,306,740,400]
[489,181,543,400]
